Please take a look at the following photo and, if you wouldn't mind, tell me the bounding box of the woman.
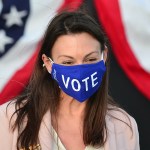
[0,11,140,150]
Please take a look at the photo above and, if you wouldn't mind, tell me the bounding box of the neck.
[58,91,86,118]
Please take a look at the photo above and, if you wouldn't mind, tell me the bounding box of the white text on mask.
[62,72,98,91]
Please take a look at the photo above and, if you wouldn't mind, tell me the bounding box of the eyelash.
[61,58,98,65]
[62,61,73,65]
[85,58,97,62]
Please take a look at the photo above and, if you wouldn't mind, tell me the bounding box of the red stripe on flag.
[58,0,83,12]
[94,0,150,99]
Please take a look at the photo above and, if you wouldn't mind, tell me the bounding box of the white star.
[3,6,27,27]
[0,30,14,53]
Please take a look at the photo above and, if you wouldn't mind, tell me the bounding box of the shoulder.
[0,101,18,149]
[106,107,134,131]
[105,107,140,150]
[0,100,16,121]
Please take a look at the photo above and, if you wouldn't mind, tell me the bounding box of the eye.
[85,58,97,62]
[61,61,74,65]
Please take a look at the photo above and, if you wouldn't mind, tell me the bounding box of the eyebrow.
[84,51,100,58]
[57,50,100,59]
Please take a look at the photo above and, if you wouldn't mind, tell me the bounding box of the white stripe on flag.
[119,0,150,72]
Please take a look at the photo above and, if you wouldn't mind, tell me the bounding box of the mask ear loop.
[101,45,107,61]
[48,57,54,64]
[47,57,54,74]
[101,51,104,60]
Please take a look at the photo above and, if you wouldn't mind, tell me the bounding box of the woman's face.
[42,32,107,71]
[42,32,107,101]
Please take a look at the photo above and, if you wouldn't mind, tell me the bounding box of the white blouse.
[51,126,104,150]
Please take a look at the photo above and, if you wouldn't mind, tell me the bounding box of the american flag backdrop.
[0,0,82,104]
[0,0,150,149]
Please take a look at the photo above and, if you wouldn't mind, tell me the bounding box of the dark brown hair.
[10,11,127,149]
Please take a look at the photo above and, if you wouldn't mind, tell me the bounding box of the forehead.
[51,32,101,58]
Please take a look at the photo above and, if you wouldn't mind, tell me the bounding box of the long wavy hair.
[10,11,124,149]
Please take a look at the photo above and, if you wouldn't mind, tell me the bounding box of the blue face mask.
[49,53,106,102]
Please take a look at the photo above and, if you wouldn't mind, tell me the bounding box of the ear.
[103,45,108,63]
[42,54,52,73]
